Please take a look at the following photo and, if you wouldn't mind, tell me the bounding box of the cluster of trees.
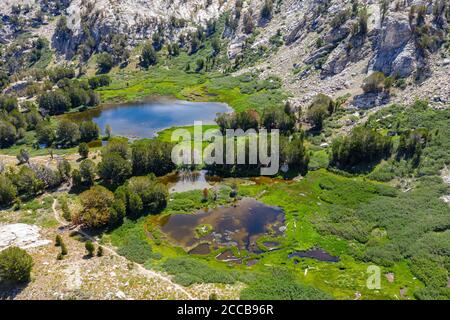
[215,109,260,133]
[409,3,447,56]
[396,128,429,165]
[38,79,100,115]
[36,119,100,147]
[331,126,392,169]
[88,75,111,89]
[361,72,393,94]
[0,97,42,148]
[91,34,130,74]
[225,2,242,33]
[280,133,310,174]
[0,71,9,91]
[73,174,168,228]
[205,131,309,177]
[366,99,447,177]
[0,158,71,206]
[215,106,295,135]
[113,175,168,219]
[209,104,306,176]
[0,69,104,148]
[188,26,206,54]
[72,137,174,189]
[306,94,336,130]
[68,137,172,228]
[260,0,274,21]
[131,139,175,176]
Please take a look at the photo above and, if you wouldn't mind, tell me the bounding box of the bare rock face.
[369,12,413,76]
[0,224,51,251]
[52,0,236,57]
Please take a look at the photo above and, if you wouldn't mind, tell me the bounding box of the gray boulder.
[369,12,413,76]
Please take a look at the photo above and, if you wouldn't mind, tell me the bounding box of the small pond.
[65,98,231,139]
[155,198,285,254]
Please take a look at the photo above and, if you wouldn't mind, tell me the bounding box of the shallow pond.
[155,198,285,254]
[65,98,231,139]
[160,170,221,193]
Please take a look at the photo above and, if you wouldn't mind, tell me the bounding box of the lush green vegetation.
[0,246,33,283]
[162,257,247,286]
[96,68,287,113]
[367,100,450,179]
[240,269,332,300]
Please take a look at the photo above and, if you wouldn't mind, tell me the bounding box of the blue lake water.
[67,98,231,139]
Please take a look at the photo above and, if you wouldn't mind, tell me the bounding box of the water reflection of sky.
[89,100,231,138]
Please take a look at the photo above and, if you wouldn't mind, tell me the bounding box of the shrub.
[38,90,71,115]
[97,152,132,186]
[35,121,55,146]
[96,53,114,74]
[60,242,68,256]
[56,120,80,147]
[0,95,18,112]
[79,121,99,142]
[0,174,17,206]
[306,94,335,129]
[140,42,158,68]
[78,142,89,158]
[362,72,386,93]
[88,75,111,89]
[55,235,62,246]
[76,185,114,228]
[60,197,71,221]
[117,233,153,264]
[85,241,95,256]
[195,58,205,72]
[0,71,9,91]
[0,246,33,282]
[0,121,17,148]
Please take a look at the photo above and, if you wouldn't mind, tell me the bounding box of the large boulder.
[391,41,416,78]
[369,12,413,76]
[0,224,51,251]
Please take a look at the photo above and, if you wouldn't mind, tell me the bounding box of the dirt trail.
[51,199,194,300]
